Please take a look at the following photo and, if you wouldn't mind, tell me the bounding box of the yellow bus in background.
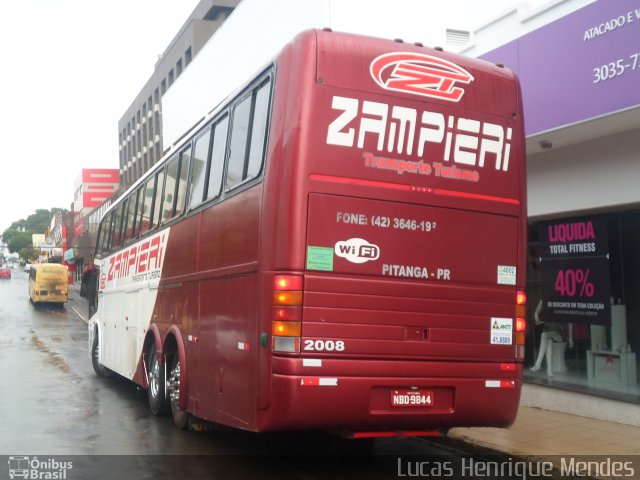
[29,264,69,304]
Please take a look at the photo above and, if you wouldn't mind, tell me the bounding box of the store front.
[474,0,640,403]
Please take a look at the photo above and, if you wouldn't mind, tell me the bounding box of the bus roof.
[314,29,519,118]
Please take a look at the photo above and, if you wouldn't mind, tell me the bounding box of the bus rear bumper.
[31,295,67,303]
[259,358,522,432]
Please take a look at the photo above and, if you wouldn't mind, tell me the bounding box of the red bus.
[89,29,527,436]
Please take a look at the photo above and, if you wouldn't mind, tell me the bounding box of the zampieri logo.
[370,52,474,102]
[335,238,380,264]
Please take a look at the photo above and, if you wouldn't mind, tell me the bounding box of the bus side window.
[189,126,213,209]
[95,220,106,257]
[101,210,115,255]
[226,95,251,190]
[207,114,229,200]
[124,188,140,242]
[246,79,271,178]
[225,77,271,191]
[140,176,156,235]
[133,184,144,238]
[111,200,127,249]
[174,146,190,217]
[162,155,179,224]
[152,168,166,229]
[133,185,144,238]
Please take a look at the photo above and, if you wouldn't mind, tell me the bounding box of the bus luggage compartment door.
[303,193,521,362]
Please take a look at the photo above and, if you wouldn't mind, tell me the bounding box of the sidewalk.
[67,284,89,324]
[448,404,640,456]
[445,403,640,479]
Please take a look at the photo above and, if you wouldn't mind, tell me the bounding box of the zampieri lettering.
[327,95,512,172]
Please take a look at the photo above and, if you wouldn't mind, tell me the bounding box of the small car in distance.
[0,267,11,279]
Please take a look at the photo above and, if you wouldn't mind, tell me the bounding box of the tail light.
[515,290,526,360]
[272,275,303,353]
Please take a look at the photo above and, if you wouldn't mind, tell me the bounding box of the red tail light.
[273,306,302,322]
[515,290,526,360]
[272,274,303,353]
[273,275,303,291]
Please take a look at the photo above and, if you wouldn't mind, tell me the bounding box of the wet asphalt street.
[0,269,480,480]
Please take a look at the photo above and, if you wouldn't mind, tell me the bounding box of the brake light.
[515,290,526,360]
[272,275,303,353]
[274,275,303,291]
[515,290,526,319]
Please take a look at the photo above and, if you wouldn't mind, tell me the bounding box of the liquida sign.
[539,216,610,325]
[324,50,515,182]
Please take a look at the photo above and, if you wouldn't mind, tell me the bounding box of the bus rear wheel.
[147,344,169,416]
[91,333,112,377]
[167,354,190,430]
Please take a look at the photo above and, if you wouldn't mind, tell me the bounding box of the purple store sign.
[481,0,640,136]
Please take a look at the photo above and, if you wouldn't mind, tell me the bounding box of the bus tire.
[91,333,112,377]
[168,354,190,430]
[147,344,169,416]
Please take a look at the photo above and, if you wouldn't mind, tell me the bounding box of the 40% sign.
[554,268,595,298]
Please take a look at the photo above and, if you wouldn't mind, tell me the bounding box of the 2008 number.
[303,340,345,352]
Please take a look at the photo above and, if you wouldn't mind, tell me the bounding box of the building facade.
[37,212,74,283]
[67,169,119,281]
[117,0,239,189]
[464,0,640,414]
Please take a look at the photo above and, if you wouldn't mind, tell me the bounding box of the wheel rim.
[167,360,181,405]
[149,353,160,399]
[93,337,100,364]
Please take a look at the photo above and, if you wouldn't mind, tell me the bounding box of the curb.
[68,304,88,324]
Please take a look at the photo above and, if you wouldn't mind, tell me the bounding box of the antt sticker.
[490,317,513,345]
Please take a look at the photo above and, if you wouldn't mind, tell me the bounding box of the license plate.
[390,389,434,407]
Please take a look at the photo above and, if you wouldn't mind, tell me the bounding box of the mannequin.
[530,299,573,376]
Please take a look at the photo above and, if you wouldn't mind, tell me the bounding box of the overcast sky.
[0,0,537,236]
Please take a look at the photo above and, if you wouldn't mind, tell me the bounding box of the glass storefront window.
[525,211,639,402]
